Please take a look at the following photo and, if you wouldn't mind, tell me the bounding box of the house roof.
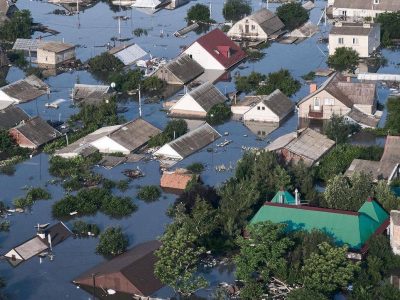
[333,0,400,11]
[12,117,62,147]
[14,236,48,261]
[38,41,75,53]
[270,190,296,205]
[162,54,204,84]
[251,192,390,250]
[298,72,376,108]
[0,105,30,129]
[258,89,294,119]
[133,0,165,9]
[109,43,147,66]
[187,82,226,112]
[158,123,221,159]
[0,75,49,103]
[345,159,381,179]
[194,28,247,69]
[266,128,335,163]
[347,107,380,128]
[108,118,161,152]
[74,240,163,297]
[248,8,285,36]
[160,169,195,190]
[12,38,44,52]
[289,21,319,38]
[330,23,379,36]
[72,84,111,102]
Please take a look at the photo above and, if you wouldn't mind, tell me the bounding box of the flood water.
[1,1,399,299]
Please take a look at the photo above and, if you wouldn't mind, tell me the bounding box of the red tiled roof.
[160,169,197,190]
[195,29,247,69]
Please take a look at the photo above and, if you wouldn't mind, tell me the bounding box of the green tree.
[223,0,252,22]
[154,227,207,296]
[374,181,399,211]
[235,222,293,297]
[302,242,360,295]
[235,72,265,93]
[327,47,360,73]
[0,10,33,41]
[287,288,328,300]
[186,4,212,23]
[148,119,188,147]
[142,76,165,94]
[96,226,128,256]
[137,185,161,202]
[256,69,301,97]
[276,2,309,31]
[88,52,124,74]
[186,162,204,174]
[206,103,232,125]
[376,12,400,47]
[324,114,360,144]
[385,97,400,134]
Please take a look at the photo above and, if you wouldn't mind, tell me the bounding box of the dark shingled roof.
[13,116,61,147]
[168,123,221,158]
[194,28,247,69]
[248,8,285,36]
[347,108,380,128]
[108,118,161,152]
[330,23,379,36]
[73,240,163,297]
[334,0,400,11]
[188,82,226,112]
[260,89,294,119]
[0,75,49,103]
[163,54,204,84]
[0,105,29,129]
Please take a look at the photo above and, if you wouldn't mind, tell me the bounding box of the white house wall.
[90,136,130,154]
[4,249,23,261]
[243,102,280,122]
[0,90,18,103]
[332,8,386,19]
[170,94,206,113]
[231,105,251,116]
[154,144,182,160]
[183,42,225,70]
[228,19,268,41]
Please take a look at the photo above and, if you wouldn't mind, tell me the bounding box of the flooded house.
[165,0,189,10]
[297,72,381,128]
[133,0,169,12]
[154,123,221,165]
[330,0,400,20]
[265,128,335,166]
[153,54,204,86]
[9,116,62,149]
[4,222,72,267]
[73,240,164,299]
[345,135,400,183]
[0,105,29,130]
[160,168,198,193]
[108,43,148,66]
[288,21,319,41]
[169,82,226,119]
[0,75,49,104]
[36,41,76,67]
[251,190,390,258]
[227,8,285,42]
[182,28,247,71]
[72,84,114,105]
[329,22,380,58]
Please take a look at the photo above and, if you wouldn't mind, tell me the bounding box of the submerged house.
[108,43,148,66]
[165,0,189,9]
[266,128,335,166]
[73,241,164,298]
[153,54,204,85]
[297,72,381,128]
[169,82,226,119]
[0,105,29,130]
[251,190,390,255]
[133,0,168,11]
[227,8,285,41]
[4,222,72,267]
[160,168,198,192]
[72,84,113,105]
[345,135,400,183]
[0,75,49,104]
[182,28,247,70]
[37,41,76,67]
[9,117,62,149]
[331,0,400,20]
[329,22,380,58]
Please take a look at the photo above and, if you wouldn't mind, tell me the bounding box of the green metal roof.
[270,190,296,205]
[251,193,389,250]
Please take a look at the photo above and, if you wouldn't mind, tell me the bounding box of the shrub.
[148,119,188,147]
[376,12,400,47]
[223,0,252,22]
[88,52,124,74]
[256,69,301,97]
[277,2,309,31]
[0,10,33,42]
[206,103,232,125]
[385,97,400,135]
[100,196,137,218]
[72,220,100,237]
[96,226,128,256]
[13,187,51,208]
[186,162,205,174]
[186,4,212,23]
[327,47,360,73]
[137,185,161,202]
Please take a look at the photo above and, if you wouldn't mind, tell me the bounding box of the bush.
[88,52,124,74]
[13,187,51,208]
[186,162,205,174]
[0,221,10,232]
[100,196,137,218]
[96,226,128,256]
[206,103,232,125]
[137,185,161,202]
[0,130,30,158]
[0,10,33,42]
[327,47,360,73]
[72,220,100,237]
[301,71,316,81]
[256,69,301,97]
[385,97,400,135]
[148,119,188,147]
[116,179,130,191]
[186,4,212,23]
[235,72,265,93]
[323,115,360,144]
[376,12,400,47]
[277,2,309,31]
[223,0,252,22]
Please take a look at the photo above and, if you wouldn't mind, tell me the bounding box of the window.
[262,106,265,110]
[338,37,344,44]
[324,98,334,106]
[257,106,260,110]
[313,97,320,108]
[251,25,256,30]
[353,37,359,45]
[374,0,380,4]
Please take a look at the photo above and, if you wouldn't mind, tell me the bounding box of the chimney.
[295,188,300,205]
[309,83,317,93]
[347,76,351,83]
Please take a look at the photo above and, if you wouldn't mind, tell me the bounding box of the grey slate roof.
[345,159,381,178]
[109,43,147,66]
[162,54,204,84]
[167,123,221,158]
[347,108,380,128]
[72,84,111,103]
[330,23,379,36]
[0,75,49,103]
[260,89,294,119]
[0,105,29,129]
[188,82,226,112]
[12,39,44,52]
[108,118,161,152]
[13,117,61,147]
[248,8,285,36]
[38,41,75,53]
[334,0,400,11]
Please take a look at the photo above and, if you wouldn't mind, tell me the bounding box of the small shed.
[169,82,226,118]
[37,41,75,66]
[109,43,148,66]
[0,105,29,130]
[9,117,62,149]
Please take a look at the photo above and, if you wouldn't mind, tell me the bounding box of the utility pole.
[92,273,96,300]
[76,0,80,28]
[138,84,142,118]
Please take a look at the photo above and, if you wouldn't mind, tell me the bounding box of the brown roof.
[188,82,227,112]
[12,116,62,147]
[330,23,379,36]
[248,8,285,36]
[160,169,196,190]
[0,105,29,129]
[334,0,400,11]
[73,240,163,297]
[0,75,49,103]
[347,108,380,128]
[38,41,75,53]
[108,118,161,152]
[162,54,204,84]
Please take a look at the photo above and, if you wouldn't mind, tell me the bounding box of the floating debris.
[217,139,232,147]
[123,167,144,179]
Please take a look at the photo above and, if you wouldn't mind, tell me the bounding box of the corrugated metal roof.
[14,237,48,260]
[133,0,165,9]
[345,159,381,179]
[109,43,147,65]
[347,108,380,128]
[260,89,294,119]
[73,84,111,101]
[188,82,226,112]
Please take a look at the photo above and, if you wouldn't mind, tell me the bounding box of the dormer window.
[374,0,379,4]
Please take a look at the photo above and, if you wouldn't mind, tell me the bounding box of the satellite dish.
[111,82,116,88]
[107,289,116,295]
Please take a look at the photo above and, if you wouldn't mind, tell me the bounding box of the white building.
[37,41,76,66]
[331,0,400,20]
[227,8,285,41]
[329,22,380,58]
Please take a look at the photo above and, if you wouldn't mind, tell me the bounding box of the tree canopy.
[327,47,360,73]
[96,226,128,256]
[323,114,360,144]
[206,103,232,125]
[148,119,188,147]
[223,0,252,22]
[385,97,400,135]
[0,10,33,42]
[276,2,309,31]
[376,12,400,47]
[186,4,212,23]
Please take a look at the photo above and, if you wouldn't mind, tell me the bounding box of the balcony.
[308,105,323,119]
